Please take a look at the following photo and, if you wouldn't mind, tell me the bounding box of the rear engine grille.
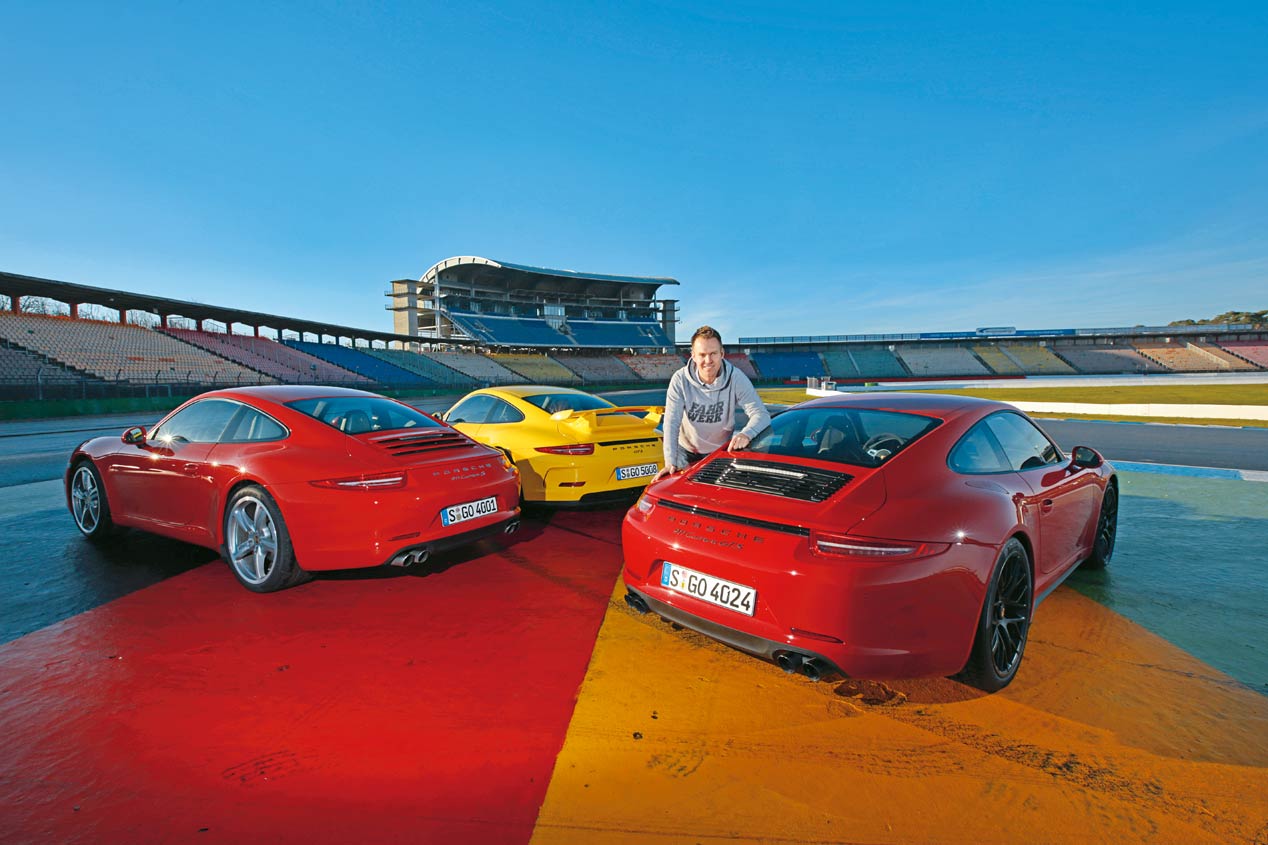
[598,437,660,447]
[368,429,474,458]
[691,458,851,502]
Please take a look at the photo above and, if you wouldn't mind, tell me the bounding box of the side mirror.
[122,426,147,446]
[1071,445,1103,469]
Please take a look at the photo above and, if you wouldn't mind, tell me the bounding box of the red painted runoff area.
[0,510,621,844]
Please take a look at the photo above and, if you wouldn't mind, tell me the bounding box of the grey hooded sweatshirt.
[663,359,771,468]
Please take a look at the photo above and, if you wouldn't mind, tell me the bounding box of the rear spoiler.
[551,405,664,428]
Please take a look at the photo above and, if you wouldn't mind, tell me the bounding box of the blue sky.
[2,1,1266,342]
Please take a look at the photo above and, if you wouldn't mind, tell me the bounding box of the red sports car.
[67,386,522,592]
[622,393,1118,691]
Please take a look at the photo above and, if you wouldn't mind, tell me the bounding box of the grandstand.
[552,354,640,384]
[2,270,1265,405]
[0,313,268,385]
[618,353,684,381]
[894,345,992,377]
[387,257,679,350]
[167,329,371,385]
[491,353,581,384]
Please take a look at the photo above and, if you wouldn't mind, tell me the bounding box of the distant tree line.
[1169,310,1267,327]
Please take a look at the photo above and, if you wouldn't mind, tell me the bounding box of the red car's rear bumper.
[621,504,996,680]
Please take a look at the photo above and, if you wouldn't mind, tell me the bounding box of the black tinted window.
[445,394,497,424]
[287,396,442,434]
[223,407,288,442]
[986,412,1062,471]
[484,398,526,424]
[745,406,940,468]
[948,421,1012,474]
[523,392,614,414]
[152,399,240,444]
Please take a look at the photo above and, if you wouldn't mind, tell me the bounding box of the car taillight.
[633,492,657,517]
[810,530,947,560]
[310,471,407,491]
[535,443,595,456]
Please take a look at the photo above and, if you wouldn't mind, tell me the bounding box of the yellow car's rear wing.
[551,405,665,434]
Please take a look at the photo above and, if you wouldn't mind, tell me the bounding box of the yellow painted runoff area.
[531,581,1268,844]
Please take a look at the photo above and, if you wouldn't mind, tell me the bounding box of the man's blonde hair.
[691,325,723,345]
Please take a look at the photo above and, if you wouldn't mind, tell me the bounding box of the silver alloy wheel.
[226,494,280,586]
[71,465,101,535]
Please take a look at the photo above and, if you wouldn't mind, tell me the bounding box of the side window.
[948,421,1012,474]
[445,394,496,425]
[484,398,526,425]
[223,407,288,443]
[985,413,1062,471]
[152,399,240,444]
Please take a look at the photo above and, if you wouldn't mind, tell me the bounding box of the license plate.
[441,495,498,526]
[661,562,756,616]
[616,462,659,481]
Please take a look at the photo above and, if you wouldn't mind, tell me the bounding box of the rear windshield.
[523,392,615,414]
[745,406,940,468]
[286,397,443,435]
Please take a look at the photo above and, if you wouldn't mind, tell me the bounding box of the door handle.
[182,462,199,475]
[1040,499,1055,514]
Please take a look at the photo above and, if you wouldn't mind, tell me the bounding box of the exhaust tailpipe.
[413,548,430,565]
[624,591,650,614]
[776,652,804,674]
[802,658,826,682]
[504,520,520,535]
[390,551,414,567]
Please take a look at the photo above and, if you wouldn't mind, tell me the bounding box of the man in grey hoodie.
[657,325,771,479]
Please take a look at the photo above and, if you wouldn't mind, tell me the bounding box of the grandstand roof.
[0,270,444,345]
[415,256,679,298]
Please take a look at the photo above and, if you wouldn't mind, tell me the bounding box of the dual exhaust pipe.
[776,651,830,682]
[389,520,521,568]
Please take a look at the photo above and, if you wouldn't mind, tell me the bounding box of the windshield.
[286,396,443,435]
[745,406,940,468]
[523,392,616,414]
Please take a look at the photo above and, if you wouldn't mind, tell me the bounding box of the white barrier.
[803,387,1268,421]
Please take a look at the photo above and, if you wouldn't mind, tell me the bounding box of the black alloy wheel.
[957,538,1033,692]
[1083,483,1118,569]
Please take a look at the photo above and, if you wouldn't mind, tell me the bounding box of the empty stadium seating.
[725,353,759,379]
[749,352,826,380]
[818,348,862,379]
[552,355,640,383]
[167,329,371,384]
[1133,340,1224,372]
[491,354,580,384]
[1191,341,1259,370]
[1051,344,1166,374]
[894,346,992,377]
[283,340,433,384]
[970,345,1024,375]
[844,347,908,379]
[422,351,527,384]
[998,344,1075,375]
[618,354,684,381]
[360,348,477,386]
[0,343,87,385]
[0,313,270,385]
[567,320,672,348]
[1215,340,1268,368]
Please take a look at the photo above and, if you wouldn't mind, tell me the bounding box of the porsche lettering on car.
[444,385,664,504]
[622,392,1118,691]
[66,386,522,592]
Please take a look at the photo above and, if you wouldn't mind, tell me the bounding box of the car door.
[133,398,242,542]
[985,412,1100,577]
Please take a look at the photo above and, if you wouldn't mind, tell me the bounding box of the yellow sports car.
[443,386,664,504]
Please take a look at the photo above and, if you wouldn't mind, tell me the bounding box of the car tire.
[956,538,1033,692]
[1081,483,1118,570]
[69,460,120,542]
[223,484,310,593]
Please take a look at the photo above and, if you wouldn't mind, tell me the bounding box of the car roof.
[798,391,1013,420]
[199,385,383,404]
[479,385,592,399]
